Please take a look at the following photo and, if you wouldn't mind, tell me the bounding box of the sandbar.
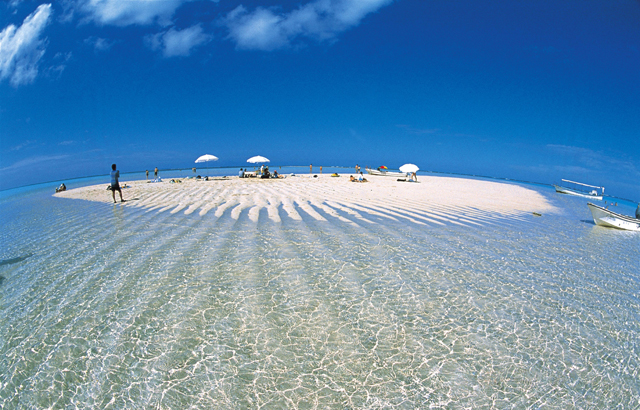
[55,174,558,227]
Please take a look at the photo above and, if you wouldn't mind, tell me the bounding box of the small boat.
[554,179,604,200]
[366,168,406,177]
[587,203,640,231]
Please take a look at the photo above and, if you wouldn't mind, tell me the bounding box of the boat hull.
[366,169,406,177]
[587,203,640,231]
[554,185,602,200]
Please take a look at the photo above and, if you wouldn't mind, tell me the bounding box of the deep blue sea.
[1,168,639,409]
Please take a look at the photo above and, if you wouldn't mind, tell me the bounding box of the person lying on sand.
[350,175,368,183]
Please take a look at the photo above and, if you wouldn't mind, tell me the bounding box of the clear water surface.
[1,168,638,409]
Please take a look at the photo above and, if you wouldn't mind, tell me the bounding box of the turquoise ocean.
[1,167,639,408]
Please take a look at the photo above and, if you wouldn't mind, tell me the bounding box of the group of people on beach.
[239,166,282,179]
[145,167,160,182]
[309,164,323,174]
[350,172,368,182]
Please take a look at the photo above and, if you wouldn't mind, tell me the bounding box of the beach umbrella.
[195,154,218,178]
[399,163,419,173]
[247,155,270,164]
[195,154,218,163]
[379,165,388,170]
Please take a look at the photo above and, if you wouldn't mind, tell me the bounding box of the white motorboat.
[366,168,406,177]
[587,203,640,231]
[554,179,604,200]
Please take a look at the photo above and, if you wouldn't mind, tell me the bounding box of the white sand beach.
[56,174,558,227]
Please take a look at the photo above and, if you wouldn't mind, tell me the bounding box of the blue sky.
[1,0,639,200]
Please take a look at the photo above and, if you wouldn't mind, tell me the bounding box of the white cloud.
[164,25,211,57]
[0,4,52,87]
[77,0,190,26]
[146,25,212,57]
[224,0,393,50]
[45,51,72,79]
[84,36,115,52]
[225,6,287,51]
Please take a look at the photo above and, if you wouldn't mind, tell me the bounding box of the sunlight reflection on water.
[0,181,639,408]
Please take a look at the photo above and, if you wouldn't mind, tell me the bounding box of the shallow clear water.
[1,173,639,409]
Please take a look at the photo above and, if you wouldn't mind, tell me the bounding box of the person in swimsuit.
[110,164,124,203]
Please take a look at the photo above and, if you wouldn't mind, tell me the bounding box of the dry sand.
[55,174,558,227]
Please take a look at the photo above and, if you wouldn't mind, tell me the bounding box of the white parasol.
[399,163,419,174]
[195,154,219,163]
[194,154,218,178]
[247,155,270,164]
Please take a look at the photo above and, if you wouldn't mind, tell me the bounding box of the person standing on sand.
[355,164,360,173]
[319,166,322,174]
[636,204,640,219]
[145,170,149,180]
[154,167,158,179]
[110,164,124,203]
[310,164,312,174]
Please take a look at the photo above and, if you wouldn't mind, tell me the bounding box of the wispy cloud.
[45,51,72,79]
[146,25,212,57]
[547,144,639,176]
[84,36,115,52]
[547,144,606,168]
[224,0,394,50]
[0,3,52,87]
[0,154,70,173]
[2,1,395,78]
[76,0,191,26]
[397,124,440,135]
[10,139,38,151]
[547,164,591,175]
